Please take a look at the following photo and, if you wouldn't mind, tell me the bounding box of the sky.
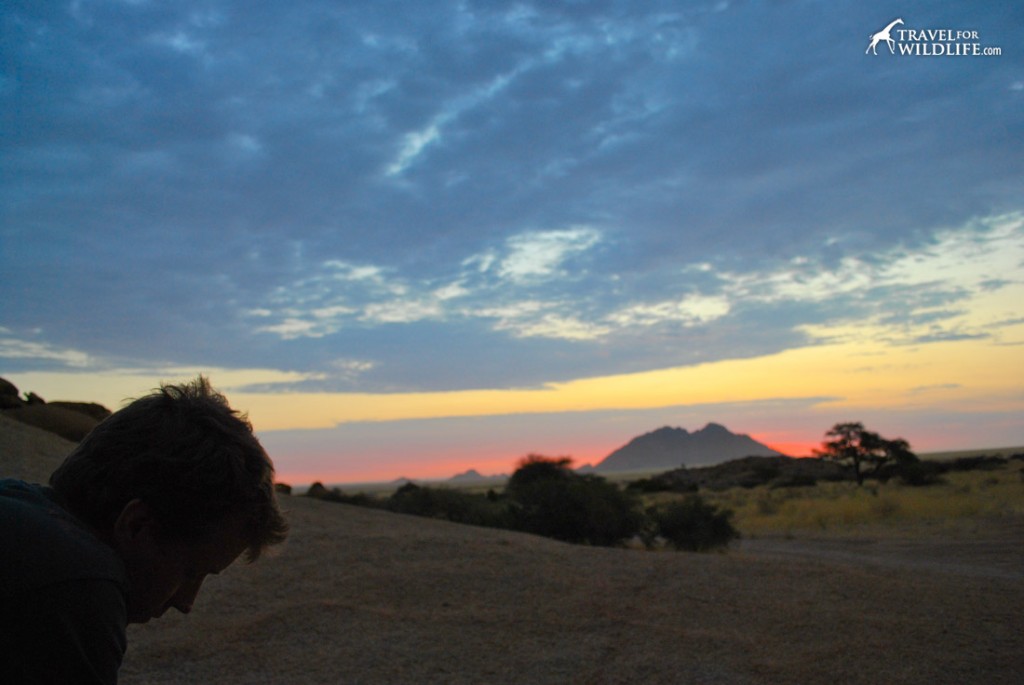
[2,0,1022,484]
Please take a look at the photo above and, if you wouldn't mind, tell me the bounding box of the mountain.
[594,423,784,473]
[448,469,509,484]
[448,469,486,483]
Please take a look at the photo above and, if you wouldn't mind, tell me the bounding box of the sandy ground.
[3,414,1023,684]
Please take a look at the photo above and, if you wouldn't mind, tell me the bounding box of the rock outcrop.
[0,377,111,442]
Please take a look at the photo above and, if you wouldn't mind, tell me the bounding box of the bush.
[386,483,507,528]
[506,455,574,494]
[507,456,645,546]
[948,455,1008,471]
[306,482,376,506]
[652,496,739,552]
[769,474,818,489]
[626,477,675,494]
[895,460,945,486]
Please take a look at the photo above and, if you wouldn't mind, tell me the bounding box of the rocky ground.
[3,413,1022,684]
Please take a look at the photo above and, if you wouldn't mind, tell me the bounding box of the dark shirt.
[0,479,128,685]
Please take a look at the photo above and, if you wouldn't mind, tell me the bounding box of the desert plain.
[3,413,1022,684]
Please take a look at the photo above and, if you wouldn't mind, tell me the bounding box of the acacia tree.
[815,422,918,485]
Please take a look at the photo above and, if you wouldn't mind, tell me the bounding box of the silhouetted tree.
[815,422,919,485]
[506,455,644,546]
[506,455,574,495]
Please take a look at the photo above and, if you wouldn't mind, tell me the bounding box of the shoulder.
[1,481,128,684]
[3,578,127,685]
[0,479,126,592]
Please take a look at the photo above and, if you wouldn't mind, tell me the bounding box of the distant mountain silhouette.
[448,469,486,483]
[594,423,784,473]
[448,469,509,484]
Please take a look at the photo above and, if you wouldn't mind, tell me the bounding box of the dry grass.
[697,463,1024,537]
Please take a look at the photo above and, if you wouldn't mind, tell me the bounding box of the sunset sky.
[3,1,1022,484]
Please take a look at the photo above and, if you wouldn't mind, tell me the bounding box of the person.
[0,377,288,684]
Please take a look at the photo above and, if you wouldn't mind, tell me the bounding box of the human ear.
[113,499,158,546]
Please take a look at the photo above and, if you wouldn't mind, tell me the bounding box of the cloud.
[246,225,607,342]
[492,311,611,342]
[708,213,1024,343]
[150,30,206,56]
[386,123,442,177]
[363,299,444,324]
[0,330,95,369]
[607,295,731,328]
[249,213,1016,369]
[908,383,962,395]
[496,227,603,282]
[2,0,1022,396]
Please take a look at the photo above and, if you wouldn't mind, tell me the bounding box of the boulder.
[0,379,111,441]
[49,401,112,422]
[2,404,101,443]
[0,377,23,410]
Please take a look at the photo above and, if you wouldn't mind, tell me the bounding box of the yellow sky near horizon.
[8,319,1022,435]
[247,329,1024,429]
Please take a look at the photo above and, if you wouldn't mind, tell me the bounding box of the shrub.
[507,456,645,546]
[747,462,781,487]
[652,495,739,552]
[894,460,945,486]
[506,455,574,494]
[769,474,818,489]
[386,483,507,528]
[306,482,376,506]
[948,455,1008,471]
[306,482,330,499]
[626,477,675,494]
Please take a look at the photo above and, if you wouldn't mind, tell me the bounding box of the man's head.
[49,376,288,622]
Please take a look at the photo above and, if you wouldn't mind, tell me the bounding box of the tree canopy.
[815,422,918,485]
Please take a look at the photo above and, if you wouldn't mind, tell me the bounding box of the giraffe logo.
[866,18,904,55]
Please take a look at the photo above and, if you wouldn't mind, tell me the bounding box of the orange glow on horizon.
[277,455,519,486]
[762,441,819,458]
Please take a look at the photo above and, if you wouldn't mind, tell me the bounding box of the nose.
[171,578,204,614]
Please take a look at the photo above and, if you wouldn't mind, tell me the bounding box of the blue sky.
[2,1,1022,481]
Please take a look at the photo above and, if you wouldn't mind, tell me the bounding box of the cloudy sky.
[3,0,1022,482]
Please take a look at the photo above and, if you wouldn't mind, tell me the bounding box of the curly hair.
[50,376,288,560]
